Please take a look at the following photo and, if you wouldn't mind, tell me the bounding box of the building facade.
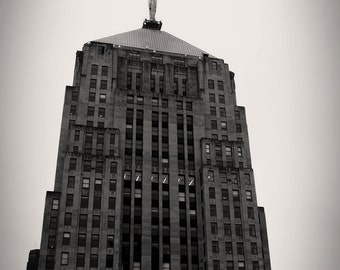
[31,18,271,270]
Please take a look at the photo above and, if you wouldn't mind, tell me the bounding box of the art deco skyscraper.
[32,8,271,270]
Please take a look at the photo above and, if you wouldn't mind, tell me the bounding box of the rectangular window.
[236,124,242,133]
[213,260,220,270]
[92,215,100,228]
[64,212,72,226]
[223,206,230,218]
[87,106,95,116]
[109,197,116,209]
[107,235,114,248]
[227,261,234,270]
[62,232,70,245]
[136,73,141,90]
[208,79,214,89]
[100,80,107,89]
[209,187,215,199]
[219,108,226,117]
[235,224,243,237]
[61,252,69,266]
[235,110,240,119]
[90,254,98,267]
[221,189,228,201]
[211,222,218,234]
[101,65,108,76]
[210,106,216,116]
[46,255,54,269]
[77,233,86,247]
[108,216,115,228]
[90,78,97,89]
[79,214,87,228]
[80,196,89,208]
[238,262,245,270]
[208,170,214,181]
[246,190,252,201]
[69,158,77,171]
[237,242,244,255]
[127,72,132,89]
[91,64,98,75]
[93,196,101,209]
[251,242,258,255]
[219,95,225,104]
[48,236,56,249]
[234,207,241,219]
[95,161,103,173]
[205,144,210,154]
[91,234,100,248]
[162,99,168,108]
[66,194,73,207]
[210,205,217,217]
[70,105,76,115]
[211,120,217,129]
[71,91,78,101]
[212,241,219,253]
[225,146,232,156]
[225,242,232,254]
[217,81,224,90]
[248,207,254,219]
[221,121,227,130]
[51,199,59,210]
[211,61,217,70]
[186,102,192,111]
[76,253,85,267]
[253,262,259,270]
[98,108,105,118]
[209,93,215,103]
[89,92,96,102]
[237,147,243,157]
[224,224,231,236]
[177,100,183,110]
[99,93,106,103]
[250,225,256,237]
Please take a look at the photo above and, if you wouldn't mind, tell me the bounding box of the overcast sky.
[1,1,340,269]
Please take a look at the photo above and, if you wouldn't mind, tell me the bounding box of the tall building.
[31,7,271,270]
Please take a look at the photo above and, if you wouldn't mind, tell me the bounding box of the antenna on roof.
[143,0,162,30]
[149,0,157,21]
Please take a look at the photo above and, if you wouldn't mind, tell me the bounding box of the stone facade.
[31,24,271,270]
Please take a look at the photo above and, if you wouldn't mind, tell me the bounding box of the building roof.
[94,28,210,57]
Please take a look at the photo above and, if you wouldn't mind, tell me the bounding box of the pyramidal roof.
[94,28,210,57]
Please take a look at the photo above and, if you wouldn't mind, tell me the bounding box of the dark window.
[151,75,156,92]
[91,64,98,75]
[210,205,217,217]
[250,225,256,237]
[109,179,116,191]
[236,124,242,133]
[71,91,78,101]
[220,107,226,117]
[245,174,251,185]
[70,105,77,115]
[208,79,214,89]
[235,224,243,237]
[209,93,215,103]
[98,46,105,55]
[251,242,258,255]
[95,161,103,173]
[80,196,89,208]
[223,206,230,218]
[90,78,97,89]
[221,189,228,201]
[253,262,259,270]
[235,110,241,119]
[77,233,86,247]
[48,235,56,249]
[69,158,76,171]
[76,253,85,267]
[109,197,116,209]
[91,234,100,248]
[210,106,216,116]
[136,73,141,90]
[108,216,115,228]
[232,190,240,202]
[227,261,234,270]
[79,214,87,228]
[66,194,73,207]
[90,254,98,267]
[107,235,114,248]
[92,215,100,228]
[224,224,231,236]
[219,95,225,104]
[101,65,108,76]
[89,92,96,102]
[64,212,72,226]
[106,255,113,268]
[211,222,218,234]
[162,99,168,108]
[98,107,105,118]
[225,242,232,254]
[137,96,144,105]
[46,255,54,269]
[211,61,217,70]
[213,260,220,270]
[93,196,101,209]
[87,106,95,116]
[186,102,192,111]
[211,120,217,129]
[237,242,244,255]
[209,187,215,199]
[212,241,219,253]
[100,80,107,89]
[127,72,132,89]
[62,232,70,245]
[110,162,117,174]
[217,81,224,90]
[234,206,241,219]
[99,93,106,103]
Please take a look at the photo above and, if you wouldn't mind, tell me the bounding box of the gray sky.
[1,0,340,269]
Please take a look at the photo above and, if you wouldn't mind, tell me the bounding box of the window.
[78,233,86,247]
[226,261,234,270]
[90,254,98,267]
[100,80,107,89]
[79,214,87,228]
[66,194,73,207]
[237,147,243,157]
[251,242,258,255]
[69,158,77,171]
[223,206,230,218]
[211,61,217,70]
[208,170,214,182]
[221,121,227,130]
[91,234,100,248]
[62,232,70,245]
[235,224,243,237]
[245,174,251,185]
[246,190,252,201]
[76,253,85,267]
[210,205,217,217]
[248,207,254,219]
[106,255,113,268]
[107,234,114,248]
[177,100,183,110]
[51,199,59,210]
[91,64,98,75]
[108,216,115,228]
[70,105,76,115]
[234,207,241,219]
[236,124,242,133]
[209,187,216,199]
[225,242,232,254]
[46,255,54,269]
[208,79,214,89]
[99,93,106,103]
[253,261,259,270]
[162,99,168,108]
[211,120,217,129]
[237,242,244,255]
[232,190,240,202]
[220,172,227,183]
[206,143,210,154]
[87,106,95,116]
[219,108,226,117]
[210,106,216,116]
[93,196,101,209]
[213,260,220,270]
[80,196,89,208]
[90,78,97,89]
[235,110,241,119]
[211,222,218,234]
[219,94,225,104]
[71,91,78,101]
[238,262,245,270]
[98,45,105,55]
[89,92,96,102]
[109,179,116,191]
[64,212,72,226]
[61,252,68,266]
[137,96,143,105]
[212,241,219,253]
[250,225,256,237]
[92,215,100,228]
[82,178,90,189]
[136,73,141,90]
[186,102,192,111]
[209,93,215,103]
[217,81,224,90]
[225,146,232,157]
[224,224,231,236]
[109,197,116,209]
[98,107,105,118]
[101,65,108,76]
[221,189,228,201]
[48,235,56,249]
